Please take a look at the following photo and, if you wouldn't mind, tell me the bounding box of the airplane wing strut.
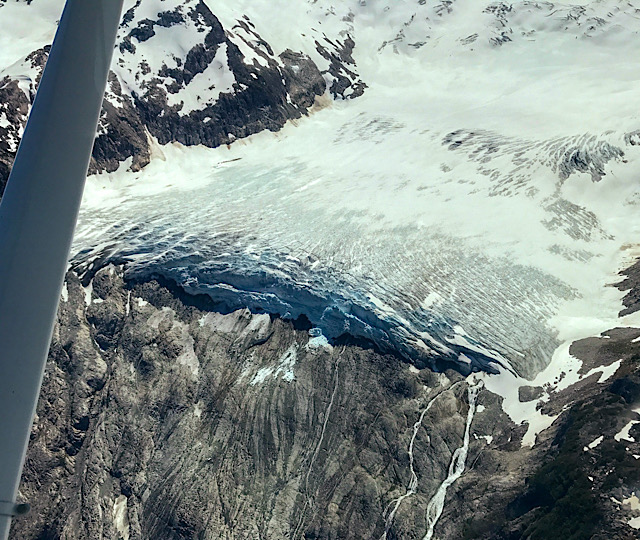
[0,1,124,537]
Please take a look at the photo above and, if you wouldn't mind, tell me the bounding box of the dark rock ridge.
[0,46,49,196]
[0,0,358,187]
[96,0,328,174]
[472,328,640,540]
[315,34,367,99]
[617,256,640,317]
[8,264,640,539]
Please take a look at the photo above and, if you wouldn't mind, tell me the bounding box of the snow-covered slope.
[3,0,640,441]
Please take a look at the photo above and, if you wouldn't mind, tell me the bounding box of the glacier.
[6,0,640,395]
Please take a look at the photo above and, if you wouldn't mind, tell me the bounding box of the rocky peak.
[0,0,364,188]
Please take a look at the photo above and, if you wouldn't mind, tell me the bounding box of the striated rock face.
[6,266,519,539]
[9,265,640,539]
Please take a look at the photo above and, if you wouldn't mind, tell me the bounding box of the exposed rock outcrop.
[0,0,341,185]
[8,265,640,539]
[0,45,49,194]
[6,266,519,539]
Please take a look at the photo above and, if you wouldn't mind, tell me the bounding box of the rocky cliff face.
[12,266,490,539]
[7,265,640,539]
[0,0,360,189]
[0,45,48,196]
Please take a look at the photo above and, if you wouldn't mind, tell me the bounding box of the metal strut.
[0,1,124,538]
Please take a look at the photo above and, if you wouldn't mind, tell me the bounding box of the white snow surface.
[112,495,130,540]
[60,282,68,303]
[584,435,604,451]
[616,420,640,443]
[0,0,61,68]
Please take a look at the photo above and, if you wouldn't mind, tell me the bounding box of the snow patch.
[112,495,130,540]
[474,433,493,445]
[167,43,236,114]
[483,336,628,448]
[624,494,640,512]
[176,331,199,378]
[227,26,270,68]
[83,281,93,307]
[239,312,271,342]
[587,359,622,383]
[198,311,243,332]
[194,401,203,419]
[584,435,604,451]
[306,328,332,350]
[250,366,275,386]
[615,420,640,443]
[0,112,10,129]
[421,292,442,309]
[251,343,298,385]
[60,282,68,303]
[481,367,558,448]
[273,344,298,382]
